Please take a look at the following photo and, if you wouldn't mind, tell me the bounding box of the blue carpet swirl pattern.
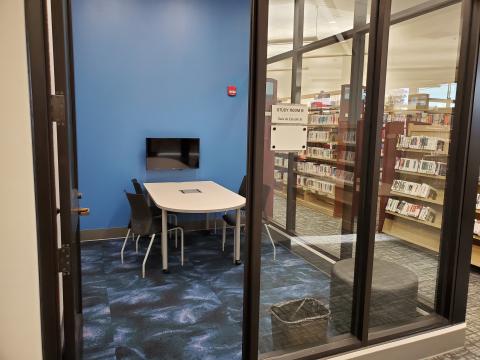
[81,230,332,359]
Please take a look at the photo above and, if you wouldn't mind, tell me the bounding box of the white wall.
[0,1,44,359]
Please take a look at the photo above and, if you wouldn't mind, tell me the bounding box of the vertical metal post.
[285,0,305,232]
[290,0,304,103]
[340,0,369,259]
[351,0,392,342]
[242,0,269,358]
[436,0,480,323]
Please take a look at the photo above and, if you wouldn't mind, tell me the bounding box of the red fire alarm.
[227,85,237,97]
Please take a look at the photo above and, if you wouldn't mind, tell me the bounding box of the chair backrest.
[131,178,144,195]
[238,176,247,197]
[125,192,152,235]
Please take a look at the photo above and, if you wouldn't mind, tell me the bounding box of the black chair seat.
[151,205,162,217]
[135,217,177,236]
[222,212,246,227]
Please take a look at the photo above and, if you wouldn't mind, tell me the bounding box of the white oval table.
[144,181,246,271]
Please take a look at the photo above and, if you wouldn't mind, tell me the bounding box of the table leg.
[162,209,168,272]
[206,213,210,230]
[235,208,241,265]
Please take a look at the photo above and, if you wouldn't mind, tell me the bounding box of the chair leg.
[264,223,276,261]
[121,228,131,264]
[180,228,184,266]
[142,234,156,278]
[222,221,226,251]
[135,235,141,253]
[168,214,179,246]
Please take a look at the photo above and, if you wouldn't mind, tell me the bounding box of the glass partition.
[303,0,371,45]
[256,0,474,358]
[371,2,462,330]
[259,1,370,356]
[268,0,295,57]
[266,59,293,229]
[295,38,367,260]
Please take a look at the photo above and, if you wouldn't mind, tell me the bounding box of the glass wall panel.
[268,0,294,57]
[266,59,292,228]
[259,1,370,356]
[391,0,441,15]
[304,0,371,45]
[370,2,462,331]
[295,38,368,260]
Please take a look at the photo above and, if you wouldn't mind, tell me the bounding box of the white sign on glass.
[270,104,308,150]
[270,125,308,151]
[271,104,308,124]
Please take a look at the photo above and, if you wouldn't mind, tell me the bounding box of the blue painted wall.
[72,0,251,230]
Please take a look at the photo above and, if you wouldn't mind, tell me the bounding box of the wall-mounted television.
[146,138,200,170]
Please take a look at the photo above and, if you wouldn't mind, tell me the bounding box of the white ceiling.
[267,1,462,101]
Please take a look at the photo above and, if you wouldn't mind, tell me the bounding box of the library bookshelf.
[379,114,480,267]
[273,86,360,225]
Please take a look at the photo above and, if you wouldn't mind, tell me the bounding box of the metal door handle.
[76,208,90,216]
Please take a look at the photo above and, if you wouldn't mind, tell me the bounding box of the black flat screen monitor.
[146,138,199,170]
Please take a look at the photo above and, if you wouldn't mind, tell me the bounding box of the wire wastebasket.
[270,298,330,350]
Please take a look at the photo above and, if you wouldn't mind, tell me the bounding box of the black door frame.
[49,0,83,357]
[24,0,480,359]
[25,0,63,358]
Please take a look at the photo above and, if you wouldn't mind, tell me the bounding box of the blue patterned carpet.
[81,230,332,359]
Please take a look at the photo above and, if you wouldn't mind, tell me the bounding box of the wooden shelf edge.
[389,191,444,205]
[382,227,440,253]
[395,169,446,180]
[396,147,448,156]
[385,210,442,229]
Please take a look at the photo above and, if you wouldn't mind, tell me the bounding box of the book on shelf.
[308,130,336,142]
[394,157,447,176]
[274,156,288,168]
[297,176,335,195]
[338,150,355,163]
[296,162,354,185]
[474,219,480,236]
[308,113,339,126]
[274,170,288,184]
[391,179,438,200]
[306,147,336,160]
[383,111,451,125]
[340,130,356,143]
[396,134,446,152]
[386,198,437,223]
[477,193,480,210]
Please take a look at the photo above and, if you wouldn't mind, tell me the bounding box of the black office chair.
[221,180,276,261]
[124,179,179,253]
[210,175,247,234]
[121,192,184,277]
[132,177,177,222]
[238,175,247,198]
[131,178,144,195]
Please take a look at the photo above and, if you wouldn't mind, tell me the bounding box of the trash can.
[270,298,330,350]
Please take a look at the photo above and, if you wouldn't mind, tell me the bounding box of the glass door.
[259,0,372,356]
